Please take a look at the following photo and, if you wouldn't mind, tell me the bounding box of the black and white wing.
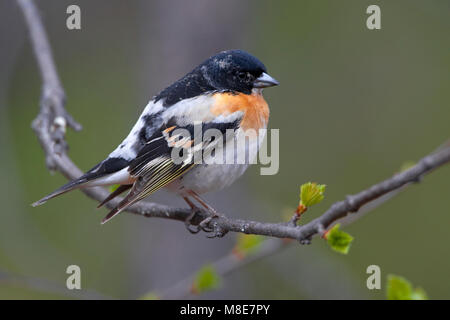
[101,112,243,223]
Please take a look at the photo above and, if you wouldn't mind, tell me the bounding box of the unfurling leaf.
[387,274,428,300]
[300,182,326,207]
[325,224,353,254]
[192,265,221,294]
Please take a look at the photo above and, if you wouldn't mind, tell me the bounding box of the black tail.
[32,157,130,207]
[31,175,91,207]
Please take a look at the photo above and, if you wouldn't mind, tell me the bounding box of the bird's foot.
[203,216,228,239]
[184,209,201,234]
[183,196,203,234]
[182,194,227,237]
[198,214,217,233]
[184,210,221,235]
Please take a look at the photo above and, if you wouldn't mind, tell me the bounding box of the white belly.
[166,126,267,195]
[168,163,249,195]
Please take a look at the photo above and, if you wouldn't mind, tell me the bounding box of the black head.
[198,49,279,94]
[155,50,279,106]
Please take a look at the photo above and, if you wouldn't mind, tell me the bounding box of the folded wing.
[101,112,243,223]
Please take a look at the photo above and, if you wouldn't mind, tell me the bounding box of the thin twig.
[19,0,450,245]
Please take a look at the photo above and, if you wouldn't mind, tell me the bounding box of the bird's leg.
[182,196,201,234]
[187,191,220,233]
[188,191,219,216]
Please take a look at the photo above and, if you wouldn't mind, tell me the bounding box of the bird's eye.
[237,72,247,80]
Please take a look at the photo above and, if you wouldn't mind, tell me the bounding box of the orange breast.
[211,92,270,131]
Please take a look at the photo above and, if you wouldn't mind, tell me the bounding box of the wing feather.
[102,111,243,223]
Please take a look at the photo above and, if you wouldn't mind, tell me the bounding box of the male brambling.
[33,50,279,226]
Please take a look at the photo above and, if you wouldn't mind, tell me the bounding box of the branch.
[17,0,193,219]
[19,0,450,245]
[149,176,413,299]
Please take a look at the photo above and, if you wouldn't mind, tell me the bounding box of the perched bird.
[33,49,279,225]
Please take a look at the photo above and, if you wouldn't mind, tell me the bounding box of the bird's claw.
[183,194,225,237]
[184,210,201,234]
[184,209,224,236]
[196,214,217,233]
[201,214,229,238]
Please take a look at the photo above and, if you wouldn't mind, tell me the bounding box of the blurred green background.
[0,0,449,299]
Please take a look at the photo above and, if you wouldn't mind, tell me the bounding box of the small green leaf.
[192,265,221,294]
[326,224,353,254]
[387,274,428,300]
[386,275,412,300]
[109,184,120,192]
[300,182,326,207]
[234,234,264,257]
